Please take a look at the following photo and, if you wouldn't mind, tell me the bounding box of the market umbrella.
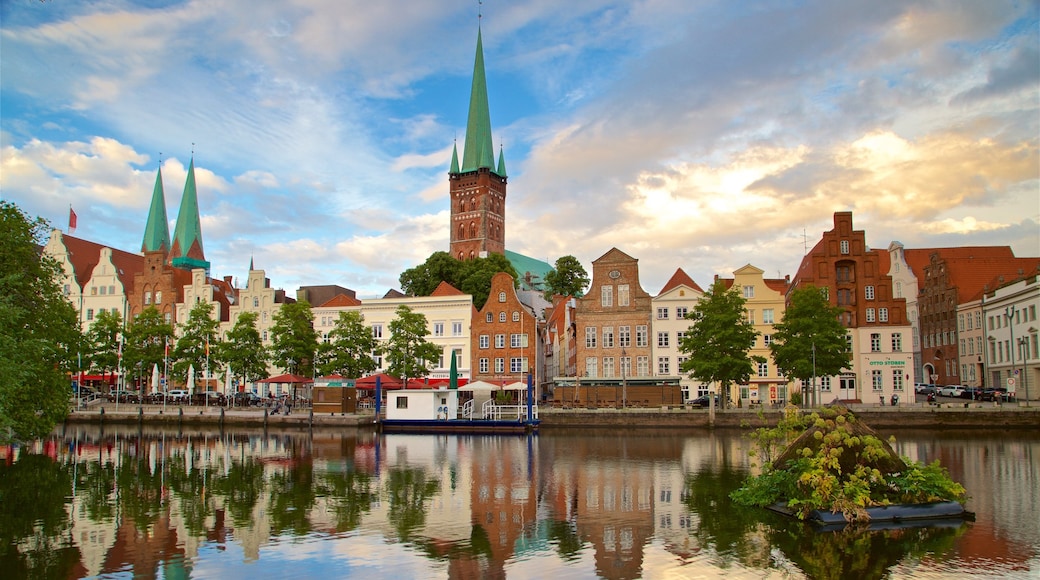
[151,363,160,395]
[449,351,459,390]
[224,365,232,396]
[187,364,196,395]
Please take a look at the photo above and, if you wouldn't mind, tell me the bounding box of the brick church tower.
[449,26,508,261]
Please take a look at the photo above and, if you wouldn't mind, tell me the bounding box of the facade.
[576,248,654,382]
[718,265,790,405]
[543,295,578,385]
[176,268,234,326]
[956,296,986,389]
[471,272,539,388]
[790,212,913,403]
[651,268,705,401]
[448,27,508,261]
[887,242,927,383]
[982,272,1040,402]
[223,267,293,348]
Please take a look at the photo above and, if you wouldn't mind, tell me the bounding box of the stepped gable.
[61,233,145,294]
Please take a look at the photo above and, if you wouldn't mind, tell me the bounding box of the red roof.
[355,373,404,389]
[257,373,312,384]
[61,233,145,295]
[658,268,703,295]
[319,293,362,307]
[430,281,465,296]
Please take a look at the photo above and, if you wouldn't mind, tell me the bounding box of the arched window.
[458,224,465,239]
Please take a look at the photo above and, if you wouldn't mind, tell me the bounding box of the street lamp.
[1020,331,1034,407]
[621,348,628,409]
[1006,306,1017,405]
[811,341,817,408]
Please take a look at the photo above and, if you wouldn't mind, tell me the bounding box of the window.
[840,240,850,254]
[820,376,832,392]
[495,334,505,348]
[879,308,889,322]
[602,327,614,348]
[893,370,904,392]
[601,285,613,307]
[512,311,520,322]
[762,309,774,324]
[499,312,506,322]
[866,308,875,322]
[585,327,597,348]
[86,308,94,321]
[820,287,829,300]
[510,334,527,348]
[658,357,670,374]
[433,322,444,337]
[109,285,115,295]
[891,333,902,352]
[620,357,631,377]
[676,306,688,319]
[657,307,669,320]
[871,333,881,352]
[603,357,615,377]
[619,326,631,348]
[865,286,875,300]
[838,289,852,306]
[396,397,408,409]
[636,356,649,376]
[975,312,982,329]
[747,310,755,324]
[657,332,670,348]
[618,284,630,307]
[372,324,383,339]
[872,370,883,391]
[585,358,598,378]
[495,358,505,373]
[763,334,771,346]
[743,285,754,298]
[676,331,685,343]
[63,284,70,296]
[498,291,506,302]
[510,358,527,373]
[155,291,161,304]
[479,358,489,373]
[144,291,152,305]
[99,285,106,295]
[836,266,850,282]
[758,362,769,377]
[452,322,463,336]
[479,334,490,349]
[253,297,259,308]
[636,325,648,347]
[486,312,492,323]
[958,314,965,331]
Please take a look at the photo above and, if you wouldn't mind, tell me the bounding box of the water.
[1,424,1036,579]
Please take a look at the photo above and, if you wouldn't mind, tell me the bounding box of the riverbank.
[63,401,1040,430]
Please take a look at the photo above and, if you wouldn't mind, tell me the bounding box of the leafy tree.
[770,285,851,406]
[85,309,122,393]
[218,311,268,387]
[269,300,318,377]
[543,255,589,300]
[384,305,441,387]
[678,279,762,409]
[172,301,220,388]
[0,202,82,442]
[122,306,174,391]
[317,310,379,378]
[399,251,518,309]
[457,252,519,309]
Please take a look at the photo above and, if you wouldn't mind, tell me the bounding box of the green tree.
[0,202,82,442]
[384,305,441,387]
[542,255,589,300]
[678,279,762,409]
[172,301,220,388]
[269,301,318,377]
[399,251,518,310]
[85,309,122,393]
[317,310,379,378]
[457,253,518,309]
[122,306,174,391]
[770,285,851,406]
[218,311,268,387]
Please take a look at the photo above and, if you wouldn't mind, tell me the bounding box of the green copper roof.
[505,250,553,291]
[450,142,460,174]
[141,167,171,253]
[461,27,498,173]
[496,145,507,177]
[170,158,210,272]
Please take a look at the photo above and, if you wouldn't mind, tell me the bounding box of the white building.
[982,273,1040,402]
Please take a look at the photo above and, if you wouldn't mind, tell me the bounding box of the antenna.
[802,228,808,254]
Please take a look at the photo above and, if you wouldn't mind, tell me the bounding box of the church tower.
[449,26,508,261]
[141,166,171,255]
[169,157,211,274]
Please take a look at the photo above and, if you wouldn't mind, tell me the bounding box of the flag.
[69,207,78,233]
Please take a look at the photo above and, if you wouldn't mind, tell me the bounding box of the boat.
[766,500,971,531]
[378,386,540,434]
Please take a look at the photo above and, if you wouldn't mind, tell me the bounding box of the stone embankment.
[64,402,1039,431]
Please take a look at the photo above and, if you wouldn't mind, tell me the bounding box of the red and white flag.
[68,207,78,233]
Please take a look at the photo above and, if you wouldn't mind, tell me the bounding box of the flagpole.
[163,338,169,413]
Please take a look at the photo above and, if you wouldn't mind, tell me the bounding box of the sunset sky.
[2,0,1037,298]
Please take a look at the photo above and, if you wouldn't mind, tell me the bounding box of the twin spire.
[141,156,210,274]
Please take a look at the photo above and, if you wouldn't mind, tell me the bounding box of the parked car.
[687,394,719,408]
[232,392,262,407]
[165,389,190,403]
[938,385,965,397]
[914,384,936,395]
[959,387,982,400]
[981,388,1008,402]
[106,390,140,404]
[191,391,225,405]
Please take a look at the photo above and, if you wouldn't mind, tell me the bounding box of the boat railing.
[483,402,539,421]
[461,399,474,419]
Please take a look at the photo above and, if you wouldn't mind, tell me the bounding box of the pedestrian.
[880,394,885,406]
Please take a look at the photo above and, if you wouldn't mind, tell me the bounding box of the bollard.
[264,407,268,428]
[220,407,225,428]
[99,407,105,425]
[179,406,183,426]
[138,406,144,424]
[309,408,314,427]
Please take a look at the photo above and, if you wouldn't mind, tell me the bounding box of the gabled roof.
[430,281,465,296]
[593,247,637,264]
[903,247,1015,279]
[939,256,1040,302]
[61,233,145,294]
[383,289,406,299]
[319,293,363,307]
[658,268,703,295]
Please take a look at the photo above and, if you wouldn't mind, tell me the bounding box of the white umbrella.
[224,365,232,396]
[187,364,196,395]
[151,363,160,395]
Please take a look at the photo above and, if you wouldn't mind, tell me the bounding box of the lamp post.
[621,348,628,409]
[1020,332,1033,407]
[1006,306,1016,405]
[811,341,817,408]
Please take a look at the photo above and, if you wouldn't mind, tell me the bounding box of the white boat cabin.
[386,389,460,421]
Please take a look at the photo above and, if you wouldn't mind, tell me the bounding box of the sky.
[2,0,1038,300]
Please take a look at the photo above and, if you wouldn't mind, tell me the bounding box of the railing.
[461,399,474,419]
[482,401,539,421]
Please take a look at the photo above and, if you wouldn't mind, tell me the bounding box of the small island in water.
[731,405,970,526]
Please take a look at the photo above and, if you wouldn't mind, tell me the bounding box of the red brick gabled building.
[471,272,538,386]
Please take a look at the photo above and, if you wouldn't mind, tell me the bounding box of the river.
[1,424,1036,579]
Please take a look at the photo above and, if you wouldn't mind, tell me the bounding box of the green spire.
[170,158,210,273]
[496,144,507,177]
[450,141,460,174]
[461,27,498,173]
[141,167,171,253]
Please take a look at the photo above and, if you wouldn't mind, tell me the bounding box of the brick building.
[471,272,539,388]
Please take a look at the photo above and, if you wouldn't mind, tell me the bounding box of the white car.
[939,385,964,397]
[165,389,190,402]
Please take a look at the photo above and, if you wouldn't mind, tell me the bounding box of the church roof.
[170,158,210,272]
[460,27,499,174]
[141,167,170,253]
[505,250,553,291]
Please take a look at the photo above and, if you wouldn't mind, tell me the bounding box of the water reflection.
[0,425,1036,579]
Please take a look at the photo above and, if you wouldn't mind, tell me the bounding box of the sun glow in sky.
[2,0,1037,297]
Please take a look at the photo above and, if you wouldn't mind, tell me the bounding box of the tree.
[399,251,518,310]
[85,309,122,393]
[457,253,518,310]
[769,285,851,406]
[0,202,82,442]
[172,301,220,388]
[543,255,589,300]
[122,306,175,391]
[384,305,441,387]
[678,279,763,409]
[269,301,318,377]
[317,310,379,378]
[218,311,268,388]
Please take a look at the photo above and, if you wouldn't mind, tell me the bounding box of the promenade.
[63,400,1040,431]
